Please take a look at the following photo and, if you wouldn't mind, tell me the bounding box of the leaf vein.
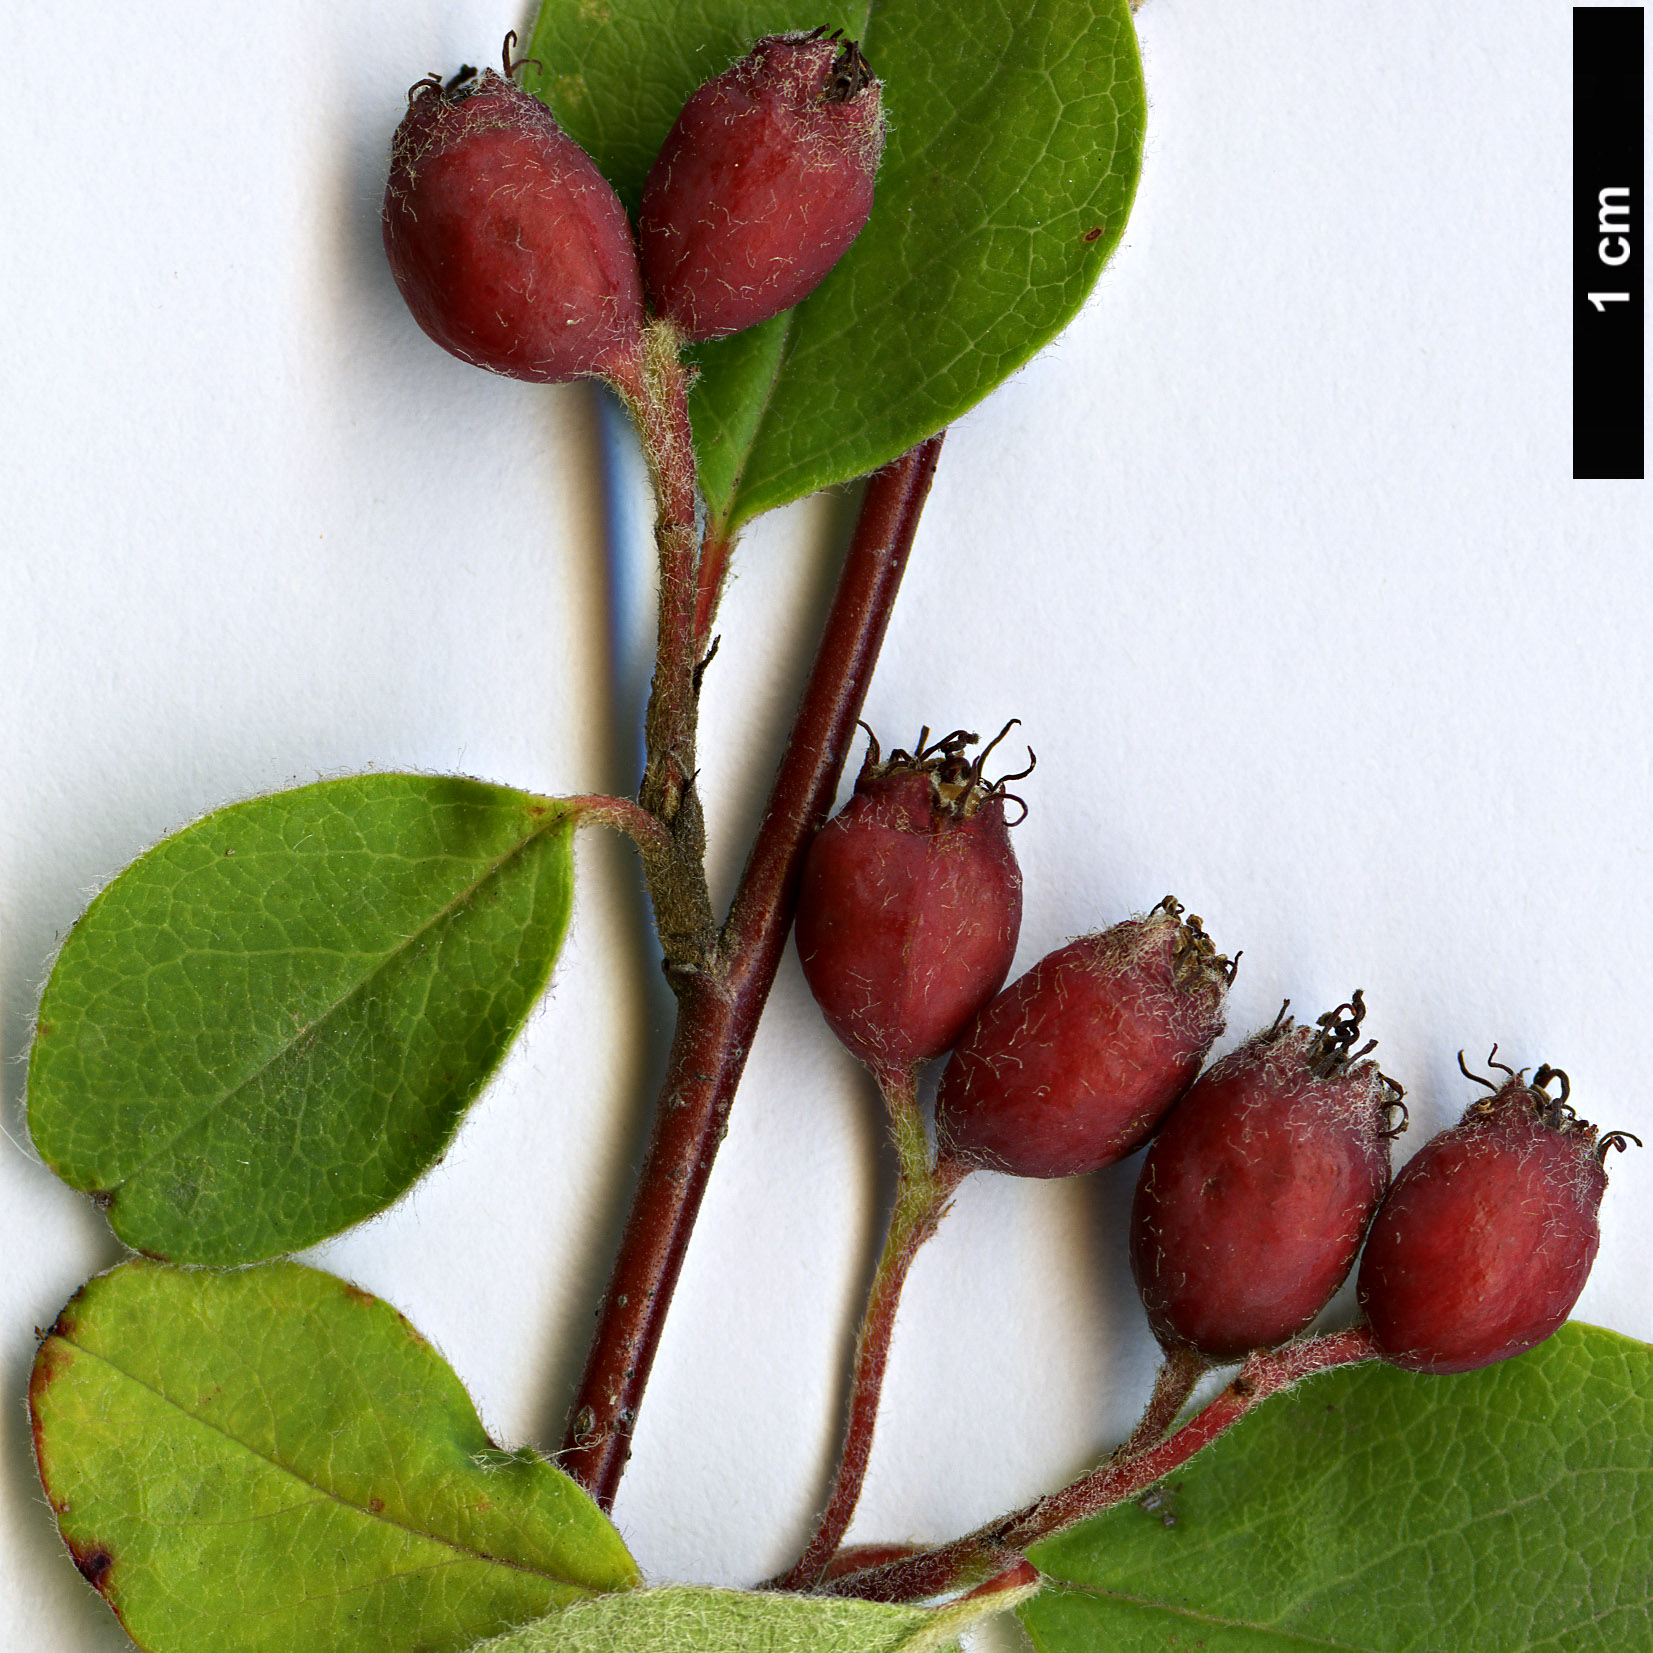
[59,1334,570,1585]
[105,811,566,1196]
[1039,1580,1382,1650]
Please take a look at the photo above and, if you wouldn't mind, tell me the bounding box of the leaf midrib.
[104,808,568,1194]
[55,1331,585,1589]
[1032,1580,1380,1651]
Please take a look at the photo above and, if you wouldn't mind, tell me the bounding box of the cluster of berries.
[796,726,1634,1376]
[382,30,885,383]
[378,28,1629,1385]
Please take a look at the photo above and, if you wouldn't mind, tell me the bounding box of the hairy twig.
[560,436,947,1505]
[827,1327,1380,1603]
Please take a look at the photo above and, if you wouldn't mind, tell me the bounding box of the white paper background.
[3,3,1648,1648]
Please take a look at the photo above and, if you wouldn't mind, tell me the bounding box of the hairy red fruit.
[383,47,644,384]
[794,726,1027,1080]
[935,899,1232,1179]
[1357,1059,1634,1374]
[1129,993,1402,1361]
[638,29,885,340]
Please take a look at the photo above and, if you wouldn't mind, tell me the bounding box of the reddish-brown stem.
[694,523,735,657]
[827,1326,1381,1604]
[559,436,947,1506]
[776,1070,969,1592]
[1000,1327,1378,1548]
[718,436,944,968]
[818,1543,924,1584]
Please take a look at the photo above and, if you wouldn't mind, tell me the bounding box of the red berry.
[1129,994,1402,1361]
[794,726,1027,1081]
[638,30,885,340]
[382,43,644,384]
[1357,1058,1635,1374]
[935,900,1232,1179]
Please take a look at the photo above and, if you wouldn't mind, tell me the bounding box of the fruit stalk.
[777,1069,967,1591]
[612,322,718,968]
[827,1326,1379,1604]
[1000,1327,1378,1547]
[560,436,945,1504]
[1111,1343,1208,1460]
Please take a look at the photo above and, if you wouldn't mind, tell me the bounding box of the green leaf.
[29,1259,639,1653]
[27,774,577,1263]
[1020,1323,1653,1653]
[524,0,1146,532]
[473,1580,1039,1653]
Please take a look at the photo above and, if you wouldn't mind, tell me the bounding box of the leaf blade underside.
[474,1579,1039,1653]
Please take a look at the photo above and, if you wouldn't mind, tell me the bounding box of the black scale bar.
[1575,7,1644,479]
